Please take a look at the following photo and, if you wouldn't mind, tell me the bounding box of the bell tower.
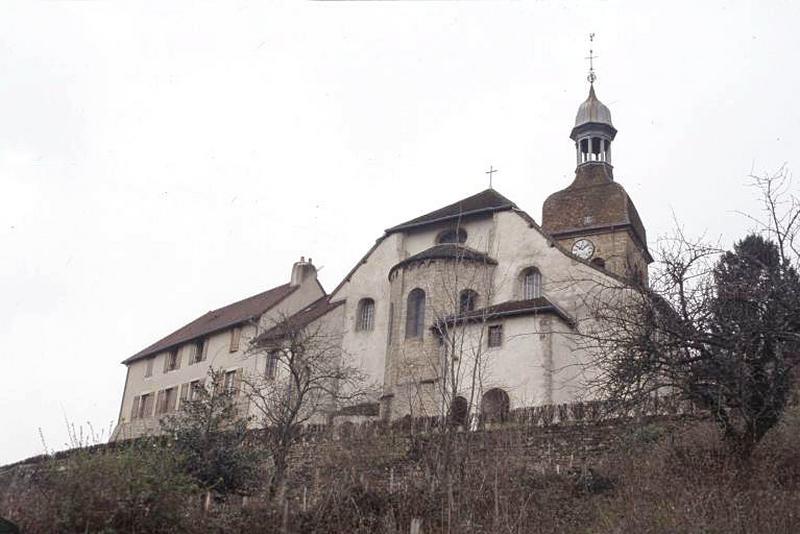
[541,43,652,284]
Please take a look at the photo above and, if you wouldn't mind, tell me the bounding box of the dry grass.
[4,411,800,533]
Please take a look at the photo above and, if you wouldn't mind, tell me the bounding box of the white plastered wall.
[113,275,324,440]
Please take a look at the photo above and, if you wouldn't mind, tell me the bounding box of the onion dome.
[574,84,613,128]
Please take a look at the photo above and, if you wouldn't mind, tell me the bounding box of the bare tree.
[390,226,510,528]
[242,314,368,501]
[581,169,800,459]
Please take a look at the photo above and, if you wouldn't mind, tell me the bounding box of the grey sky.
[1,1,797,465]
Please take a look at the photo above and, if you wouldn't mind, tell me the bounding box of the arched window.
[480,388,510,423]
[459,289,478,313]
[436,228,467,245]
[356,298,375,331]
[522,267,542,299]
[405,288,426,339]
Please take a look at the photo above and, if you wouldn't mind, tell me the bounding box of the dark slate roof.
[385,189,517,233]
[389,244,498,277]
[436,297,574,328]
[253,296,345,345]
[123,283,299,364]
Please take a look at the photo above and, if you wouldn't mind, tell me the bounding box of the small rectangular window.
[488,325,503,348]
[265,351,279,380]
[230,326,242,352]
[144,357,154,378]
[223,370,238,395]
[193,338,206,364]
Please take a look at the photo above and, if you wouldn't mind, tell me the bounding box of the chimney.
[290,256,317,287]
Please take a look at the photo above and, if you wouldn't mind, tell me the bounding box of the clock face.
[572,239,595,260]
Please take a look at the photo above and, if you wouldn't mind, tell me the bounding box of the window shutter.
[155,390,165,415]
[130,396,140,421]
[230,327,241,352]
[180,383,190,407]
[167,388,177,412]
[174,348,182,370]
[233,368,243,397]
[163,353,170,373]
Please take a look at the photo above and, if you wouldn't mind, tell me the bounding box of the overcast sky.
[1,1,798,465]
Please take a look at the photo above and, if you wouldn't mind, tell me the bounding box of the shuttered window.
[130,396,140,420]
[155,390,166,415]
[229,327,242,352]
[166,387,177,412]
[139,393,154,418]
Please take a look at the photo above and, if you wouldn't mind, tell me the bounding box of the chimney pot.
[290,255,318,286]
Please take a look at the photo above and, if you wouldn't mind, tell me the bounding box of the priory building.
[112,80,650,439]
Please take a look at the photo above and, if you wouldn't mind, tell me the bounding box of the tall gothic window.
[356,298,375,331]
[405,288,426,339]
[459,289,478,313]
[522,267,542,299]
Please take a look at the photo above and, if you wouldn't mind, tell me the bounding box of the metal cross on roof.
[485,165,499,189]
[586,33,597,84]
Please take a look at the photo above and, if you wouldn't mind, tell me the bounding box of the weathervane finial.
[586,33,597,85]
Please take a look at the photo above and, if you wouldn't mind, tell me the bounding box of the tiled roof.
[389,244,497,277]
[123,283,299,364]
[436,297,574,328]
[253,296,345,345]
[385,189,517,233]
[542,163,651,261]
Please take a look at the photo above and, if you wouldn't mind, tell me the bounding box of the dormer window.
[436,228,467,245]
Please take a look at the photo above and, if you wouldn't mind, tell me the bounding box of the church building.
[112,80,650,439]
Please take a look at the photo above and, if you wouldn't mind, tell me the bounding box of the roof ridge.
[385,188,517,233]
[122,282,299,364]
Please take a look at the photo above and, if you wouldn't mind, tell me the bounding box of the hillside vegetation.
[3,409,800,533]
